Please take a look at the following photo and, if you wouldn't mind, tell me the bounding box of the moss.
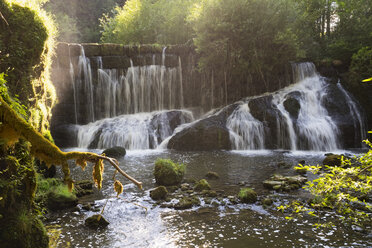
[150,186,168,201]
[238,188,257,203]
[154,158,185,186]
[194,179,211,191]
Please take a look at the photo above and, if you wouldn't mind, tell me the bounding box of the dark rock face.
[149,110,193,148]
[168,105,236,151]
[150,186,168,201]
[51,124,79,148]
[85,214,110,229]
[167,115,231,151]
[102,146,126,158]
[47,191,78,211]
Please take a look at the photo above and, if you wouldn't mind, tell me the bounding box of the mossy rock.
[323,154,343,167]
[85,214,109,229]
[205,171,220,180]
[150,186,168,201]
[194,179,211,191]
[174,196,200,210]
[238,188,257,203]
[46,185,78,211]
[261,197,273,206]
[154,159,185,186]
[102,146,126,159]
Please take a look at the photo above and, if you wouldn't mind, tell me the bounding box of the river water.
[45,149,372,248]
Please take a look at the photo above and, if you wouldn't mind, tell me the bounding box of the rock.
[74,180,93,197]
[174,196,200,210]
[205,171,220,180]
[194,179,211,191]
[181,183,191,191]
[202,190,217,197]
[323,154,343,167]
[47,190,78,211]
[238,188,257,203]
[261,198,273,206]
[167,111,233,151]
[263,174,307,191]
[295,166,307,175]
[102,146,126,158]
[150,186,168,201]
[154,159,185,186]
[263,180,284,189]
[283,96,301,119]
[85,214,109,229]
[149,110,193,147]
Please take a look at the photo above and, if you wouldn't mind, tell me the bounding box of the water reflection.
[46,150,372,247]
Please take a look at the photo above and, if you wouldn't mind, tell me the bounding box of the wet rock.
[174,196,200,210]
[47,190,78,211]
[85,214,109,229]
[323,154,343,167]
[261,198,273,206]
[263,180,285,189]
[238,188,257,203]
[150,186,168,201]
[154,159,185,186]
[202,190,217,197]
[167,111,233,151]
[228,195,239,204]
[81,203,92,211]
[283,97,300,119]
[166,186,179,193]
[74,180,93,197]
[101,146,126,158]
[263,174,307,191]
[194,179,211,191]
[295,166,307,175]
[181,183,191,191]
[205,171,220,180]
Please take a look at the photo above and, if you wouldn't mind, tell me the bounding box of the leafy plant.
[279,141,372,228]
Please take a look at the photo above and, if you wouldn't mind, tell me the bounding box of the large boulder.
[149,110,193,148]
[238,188,258,203]
[167,113,232,151]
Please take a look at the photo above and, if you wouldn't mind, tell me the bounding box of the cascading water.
[227,103,265,150]
[336,81,366,143]
[69,46,185,124]
[226,62,357,151]
[77,110,193,150]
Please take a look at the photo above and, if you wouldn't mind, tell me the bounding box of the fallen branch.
[0,95,142,190]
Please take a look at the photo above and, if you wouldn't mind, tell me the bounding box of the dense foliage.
[280,141,372,228]
[43,0,126,42]
[100,0,197,44]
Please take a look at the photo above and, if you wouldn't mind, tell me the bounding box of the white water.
[227,103,265,150]
[77,110,193,150]
[337,81,366,142]
[69,46,185,123]
[227,62,343,151]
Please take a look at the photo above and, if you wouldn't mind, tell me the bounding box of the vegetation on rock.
[238,188,257,203]
[154,158,185,186]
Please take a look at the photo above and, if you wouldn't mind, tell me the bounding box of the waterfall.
[274,63,341,151]
[227,103,265,150]
[227,62,343,151]
[68,46,185,124]
[336,82,366,142]
[77,110,193,150]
